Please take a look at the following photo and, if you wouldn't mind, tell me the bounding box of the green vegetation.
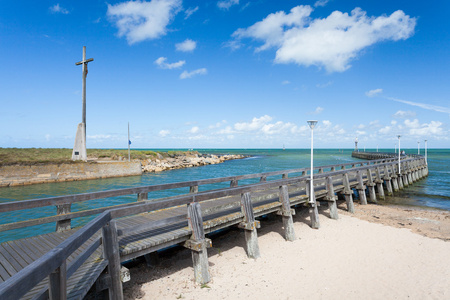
[0,148,198,166]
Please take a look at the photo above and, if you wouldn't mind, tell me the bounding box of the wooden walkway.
[0,154,429,299]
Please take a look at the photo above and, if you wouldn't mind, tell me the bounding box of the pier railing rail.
[0,154,427,300]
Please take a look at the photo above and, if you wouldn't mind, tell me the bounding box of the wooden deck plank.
[0,246,22,274]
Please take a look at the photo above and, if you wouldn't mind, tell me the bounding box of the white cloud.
[386,97,450,115]
[49,4,69,14]
[217,0,239,10]
[312,106,324,114]
[234,115,273,131]
[314,0,329,8]
[404,119,445,137]
[393,110,416,118]
[233,6,416,72]
[379,126,391,134]
[184,6,199,19]
[189,126,199,134]
[159,130,170,137]
[180,68,207,79]
[316,81,333,88]
[107,0,182,44]
[281,80,291,85]
[366,88,383,97]
[176,39,197,52]
[45,134,51,141]
[154,57,185,69]
[209,120,227,129]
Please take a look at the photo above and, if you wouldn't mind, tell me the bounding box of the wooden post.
[56,204,71,232]
[230,178,238,187]
[186,202,211,284]
[260,175,267,182]
[49,260,67,300]
[342,173,355,213]
[366,169,377,203]
[102,220,123,300]
[384,166,393,196]
[278,185,296,241]
[375,167,385,200]
[189,185,198,193]
[306,180,320,229]
[325,177,338,220]
[239,192,261,258]
[390,165,399,192]
[137,192,148,201]
[398,172,404,189]
[356,170,367,205]
[282,173,288,179]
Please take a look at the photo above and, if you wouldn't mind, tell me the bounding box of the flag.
[129,140,131,145]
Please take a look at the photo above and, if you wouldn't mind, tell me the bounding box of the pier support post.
[278,185,296,241]
[366,169,377,203]
[239,192,261,258]
[306,180,320,229]
[356,170,367,205]
[325,177,338,220]
[49,261,67,300]
[375,167,385,200]
[342,173,355,213]
[398,173,404,189]
[384,166,393,196]
[102,220,124,300]
[390,166,399,192]
[186,202,211,284]
[137,192,148,201]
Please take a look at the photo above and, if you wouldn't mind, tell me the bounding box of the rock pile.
[140,153,246,173]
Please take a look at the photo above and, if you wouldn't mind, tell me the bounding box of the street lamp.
[397,135,401,174]
[307,120,318,204]
[417,141,420,155]
[424,139,428,165]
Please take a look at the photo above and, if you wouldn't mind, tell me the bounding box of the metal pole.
[424,139,428,165]
[310,127,313,203]
[397,135,401,173]
[128,122,130,162]
[418,141,420,155]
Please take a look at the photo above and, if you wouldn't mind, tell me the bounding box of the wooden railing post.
[49,260,67,300]
[185,202,211,284]
[325,177,338,220]
[56,204,71,232]
[239,192,261,258]
[137,192,148,201]
[230,178,238,187]
[259,175,267,183]
[390,165,399,192]
[102,220,123,300]
[306,180,320,229]
[375,167,385,200]
[282,173,288,179]
[189,185,199,193]
[356,170,367,205]
[366,169,377,203]
[278,185,296,241]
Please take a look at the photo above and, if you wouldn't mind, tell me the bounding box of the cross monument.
[72,46,94,161]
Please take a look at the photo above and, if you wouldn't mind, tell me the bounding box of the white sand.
[123,209,450,300]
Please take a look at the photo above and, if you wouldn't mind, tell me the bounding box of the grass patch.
[0,148,197,166]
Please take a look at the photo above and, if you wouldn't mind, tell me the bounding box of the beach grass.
[0,148,197,166]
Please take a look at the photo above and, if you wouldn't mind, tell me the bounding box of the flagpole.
[128,122,130,162]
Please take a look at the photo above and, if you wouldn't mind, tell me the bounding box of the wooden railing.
[0,155,428,300]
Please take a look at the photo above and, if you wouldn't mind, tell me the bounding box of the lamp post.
[424,139,428,165]
[417,141,420,155]
[307,120,318,204]
[397,135,401,174]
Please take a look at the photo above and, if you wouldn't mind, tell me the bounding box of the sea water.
[0,149,448,242]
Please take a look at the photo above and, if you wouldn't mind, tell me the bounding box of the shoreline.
[114,203,449,300]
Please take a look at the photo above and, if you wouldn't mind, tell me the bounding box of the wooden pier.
[0,154,428,299]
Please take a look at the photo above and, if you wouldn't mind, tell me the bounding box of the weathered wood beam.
[306,180,320,228]
[325,176,338,220]
[102,220,123,300]
[278,185,296,241]
[239,192,261,258]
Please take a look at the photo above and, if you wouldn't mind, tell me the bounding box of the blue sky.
[1,0,449,149]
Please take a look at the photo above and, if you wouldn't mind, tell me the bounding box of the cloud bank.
[233,6,416,72]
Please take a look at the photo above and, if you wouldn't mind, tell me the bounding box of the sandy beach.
[121,203,450,300]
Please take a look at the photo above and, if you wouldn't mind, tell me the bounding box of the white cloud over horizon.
[184,6,199,19]
[180,68,207,79]
[154,57,185,69]
[159,130,170,137]
[107,0,181,44]
[233,6,416,72]
[176,39,197,52]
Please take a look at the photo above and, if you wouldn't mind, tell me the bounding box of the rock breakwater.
[140,153,246,173]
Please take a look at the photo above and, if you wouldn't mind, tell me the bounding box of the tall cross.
[75,46,94,132]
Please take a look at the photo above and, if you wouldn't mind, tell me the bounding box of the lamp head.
[307,120,318,129]
[397,135,401,139]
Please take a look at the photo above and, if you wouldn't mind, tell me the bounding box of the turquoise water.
[0,149,448,242]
